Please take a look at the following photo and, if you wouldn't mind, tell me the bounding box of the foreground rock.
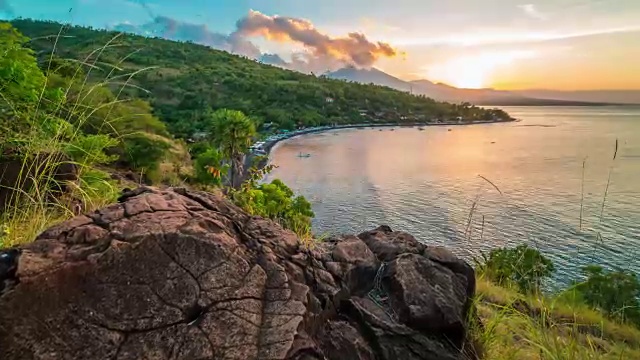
[0,187,477,360]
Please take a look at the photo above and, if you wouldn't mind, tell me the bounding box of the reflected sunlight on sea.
[268,106,640,285]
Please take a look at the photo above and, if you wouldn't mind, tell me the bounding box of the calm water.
[267,107,640,284]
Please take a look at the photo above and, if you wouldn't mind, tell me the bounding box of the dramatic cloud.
[260,52,347,73]
[288,53,347,74]
[0,0,15,18]
[113,16,261,58]
[234,10,397,68]
[113,10,397,73]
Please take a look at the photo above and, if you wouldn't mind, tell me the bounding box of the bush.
[231,179,314,238]
[574,265,640,326]
[64,134,119,166]
[477,244,555,294]
[193,148,228,186]
[121,133,171,173]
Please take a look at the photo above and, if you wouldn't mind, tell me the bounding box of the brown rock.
[0,187,476,360]
[358,225,425,262]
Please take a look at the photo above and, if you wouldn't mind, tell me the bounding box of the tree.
[476,245,555,294]
[0,23,64,143]
[574,265,640,326]
[209,109,256,189]
[9,18,515,141]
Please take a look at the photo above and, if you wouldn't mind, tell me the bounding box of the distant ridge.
[325,67,640,106]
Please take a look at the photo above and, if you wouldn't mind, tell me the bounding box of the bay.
[267,106,640,284]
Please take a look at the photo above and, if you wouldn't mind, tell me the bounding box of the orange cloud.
[234,10,397,67]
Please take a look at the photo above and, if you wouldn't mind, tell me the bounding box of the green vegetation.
[477,245,640,328]
[474,245,640,359]
[474,277,640,360]
[10,19,512,139]
[232,177,314,243]
[4,19,637,359]
[476,244,556,294]
[209,109,256,189]
[1,19,315,246]
[0,22,181,247]
[573,265,640,325]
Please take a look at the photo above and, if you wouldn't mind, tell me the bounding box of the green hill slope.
[11,19,511,138]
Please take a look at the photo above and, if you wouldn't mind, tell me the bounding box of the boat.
[418,127,425,131]
[297,152,311,158]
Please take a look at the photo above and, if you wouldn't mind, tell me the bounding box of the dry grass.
[474,277,640,360]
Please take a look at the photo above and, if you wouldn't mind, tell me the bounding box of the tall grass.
[0,25,159,248]
[472,277,640,360]
[467,139,640,359]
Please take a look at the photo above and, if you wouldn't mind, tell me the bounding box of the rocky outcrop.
[0,187,477,360]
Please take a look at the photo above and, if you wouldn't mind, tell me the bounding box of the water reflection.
[268,107,640,283]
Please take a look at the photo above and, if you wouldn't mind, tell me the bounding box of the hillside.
[10,19,511,139]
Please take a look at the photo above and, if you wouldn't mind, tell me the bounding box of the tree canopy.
[209,109,257,188]
[10,19,512,139]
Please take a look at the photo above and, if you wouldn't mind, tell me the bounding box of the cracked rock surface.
[0,187,477,360]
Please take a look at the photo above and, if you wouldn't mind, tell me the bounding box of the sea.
[267,106,640,285]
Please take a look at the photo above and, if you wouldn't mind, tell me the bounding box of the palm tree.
[209,109,256,189]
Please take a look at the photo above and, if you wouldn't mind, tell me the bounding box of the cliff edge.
[0,187,477,360]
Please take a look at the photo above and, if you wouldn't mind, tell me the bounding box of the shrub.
[193,148,228,186]
[121,133,171,173]
[64,134,119,166]
[231,179,314,238]
[574,265,640,326]
[477,244,555,294]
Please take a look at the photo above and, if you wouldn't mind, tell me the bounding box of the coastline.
[245,118,516,178]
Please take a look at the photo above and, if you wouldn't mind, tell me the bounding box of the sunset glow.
[425,51,536,89]
[2,0,640,91]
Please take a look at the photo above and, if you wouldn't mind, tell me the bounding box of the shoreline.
[245,119,516,177]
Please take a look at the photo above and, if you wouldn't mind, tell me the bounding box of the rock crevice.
[0,187,477,360]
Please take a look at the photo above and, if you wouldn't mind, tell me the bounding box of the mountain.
[326,68,640,105]
[11,19,511,139]
[325,67,411,92]
[512,89,640,105]
[408,79,525,104]
[325,68,534,104]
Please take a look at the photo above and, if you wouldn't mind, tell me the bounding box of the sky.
[2,0,640,90]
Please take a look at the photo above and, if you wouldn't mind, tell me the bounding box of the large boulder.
[0,187,477,360]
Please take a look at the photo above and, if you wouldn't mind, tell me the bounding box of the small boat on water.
[418,127,425,131]
[297,152,311,158]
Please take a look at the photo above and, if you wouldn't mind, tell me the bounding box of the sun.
[426,50,535,89]
[445,66,487,89]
